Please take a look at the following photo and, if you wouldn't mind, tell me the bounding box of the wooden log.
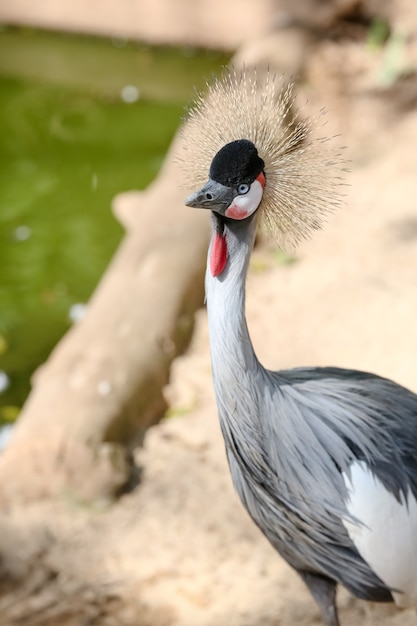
[0,135,209,504]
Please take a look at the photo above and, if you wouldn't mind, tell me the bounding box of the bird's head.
[185,139,266,221]
[180,68,345,277]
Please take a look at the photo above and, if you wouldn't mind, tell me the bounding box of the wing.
[270,366,417,606]
[277,366,417,501]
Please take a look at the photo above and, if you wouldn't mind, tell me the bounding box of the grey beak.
[185,179,234,211]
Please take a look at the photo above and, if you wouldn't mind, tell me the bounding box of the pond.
[0,27,229,424]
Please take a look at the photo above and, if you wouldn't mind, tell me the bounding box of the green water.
[0,28,229,422]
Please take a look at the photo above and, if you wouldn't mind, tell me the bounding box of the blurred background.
[0,0,403,428]
[0,11,230,425]
[2,0,412,428]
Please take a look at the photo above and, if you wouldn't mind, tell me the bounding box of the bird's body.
[206,213,417,619]
[182,69,417,625]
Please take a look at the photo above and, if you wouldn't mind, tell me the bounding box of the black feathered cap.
[209,139,265,187]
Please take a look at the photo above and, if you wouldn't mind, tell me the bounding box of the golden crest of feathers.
[179,67,345,251]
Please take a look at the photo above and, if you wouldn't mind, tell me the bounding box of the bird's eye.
[237,183,249,195]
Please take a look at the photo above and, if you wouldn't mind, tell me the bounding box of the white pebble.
[0,425,13,453]
[14,225,32,241]
[98,380,112,396]
[69,303,87,324]
[0,371,9,393]
[121,85,140,103]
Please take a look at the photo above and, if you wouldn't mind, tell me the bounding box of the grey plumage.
[183,70,417,625]
[206,216,401,602]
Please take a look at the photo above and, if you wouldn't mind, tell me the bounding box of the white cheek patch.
[342,460,417,608]
[225,179,264,220]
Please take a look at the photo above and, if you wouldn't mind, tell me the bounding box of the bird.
[180,67,417,626]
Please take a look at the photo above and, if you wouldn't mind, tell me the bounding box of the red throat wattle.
[210,232,227,277]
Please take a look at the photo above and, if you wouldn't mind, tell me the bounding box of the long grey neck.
[205,214,262,404]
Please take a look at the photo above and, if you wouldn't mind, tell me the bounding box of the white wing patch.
[342,460,417,608]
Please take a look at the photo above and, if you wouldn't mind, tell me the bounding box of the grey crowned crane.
[180,68,417,626]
